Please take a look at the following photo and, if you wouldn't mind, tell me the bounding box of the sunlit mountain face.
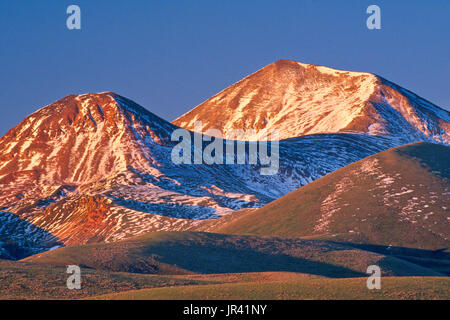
[174,60,449,144]
[0,61,448,259]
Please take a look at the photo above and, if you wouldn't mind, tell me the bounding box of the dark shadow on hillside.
[110,197,220,219]
[0,211,62,260]
[330,241,450,276]
[138,242,365,278]
[394,142,450,178]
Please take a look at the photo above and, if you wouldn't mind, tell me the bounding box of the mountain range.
[0,60,449,299]
[0,92,400,256]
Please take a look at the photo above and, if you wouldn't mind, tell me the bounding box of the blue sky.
[0,0,449,135]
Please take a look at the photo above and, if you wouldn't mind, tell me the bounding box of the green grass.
[92,276,450,300]
[24,231,441,278]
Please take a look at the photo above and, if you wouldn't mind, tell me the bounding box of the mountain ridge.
[173,59,449,143]
[0,60,448,257]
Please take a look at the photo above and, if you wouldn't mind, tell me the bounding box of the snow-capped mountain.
[0,93,395,254]
[173,60,449,143]
[1,59,449,257]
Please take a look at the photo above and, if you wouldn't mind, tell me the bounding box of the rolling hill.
[93,277,450,300]
[202,142,449,251]
[0,259,208,300]
[24,231,441,278]
[2,257,447,300]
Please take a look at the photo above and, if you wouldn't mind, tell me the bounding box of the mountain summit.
[173,60,449,143]
[0,92,175,185]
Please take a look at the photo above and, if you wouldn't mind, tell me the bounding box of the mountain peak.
[0,92,176,185]
[1,92,176,142]
[173,61,449,143]
[31,92,143,124]
[207,142,450,250]
[263,59,374,78]
[265,59,306,70]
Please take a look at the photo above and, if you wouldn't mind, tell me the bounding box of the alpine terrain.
[0,59,449,300]
[174,60,449,144]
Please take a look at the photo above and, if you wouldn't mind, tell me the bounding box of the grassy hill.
[23,231,441,278]
[0,259,209,300]
[93,277,450,300]
[204,142,449,251]
[3,258,447,300]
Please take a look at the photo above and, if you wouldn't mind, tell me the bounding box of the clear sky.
[0,0,449,136]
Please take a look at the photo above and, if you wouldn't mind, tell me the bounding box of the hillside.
[94,277,450,300]
[24,231,441,278]
[0,259,209,300]
[204,142,449,251]
[2,258,447,300]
